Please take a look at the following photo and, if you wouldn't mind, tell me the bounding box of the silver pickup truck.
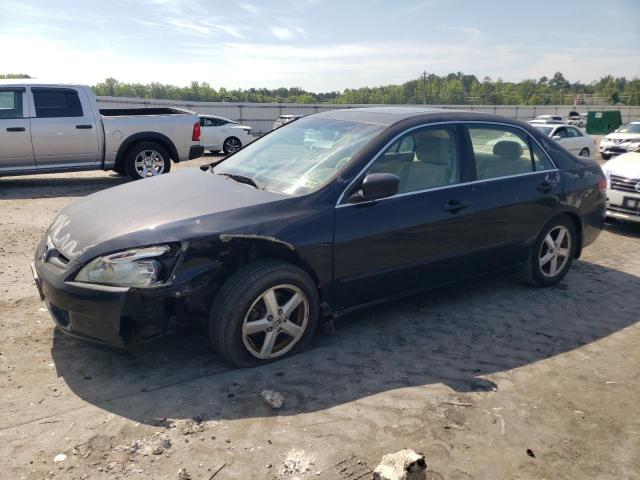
[0,81,204,180]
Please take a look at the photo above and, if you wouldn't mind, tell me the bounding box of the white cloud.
[270,27,296,41]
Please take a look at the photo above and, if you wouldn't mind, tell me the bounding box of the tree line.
[3,72,639,105]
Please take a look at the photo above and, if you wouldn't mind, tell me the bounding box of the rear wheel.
[209,260,320,367]
[521,215,577,287]
[222,137,242,155]
[601,153,611,161]
[124,142,171,180]
[578,148,590,157]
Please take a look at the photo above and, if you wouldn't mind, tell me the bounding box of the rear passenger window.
[32,88,83,118]
[0,90,23,119]
[366,126,460,194]
[468,126,552,180]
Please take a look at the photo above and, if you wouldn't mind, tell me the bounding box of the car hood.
[602,152,640,177]
[604,133,640,141]
[46,168,288,261]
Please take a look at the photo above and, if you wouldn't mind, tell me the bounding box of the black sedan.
[33,108,606,367]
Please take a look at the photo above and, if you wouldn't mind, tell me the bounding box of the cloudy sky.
[1,0,639,91]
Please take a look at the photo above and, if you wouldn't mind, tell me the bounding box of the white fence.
[96,96,640,135]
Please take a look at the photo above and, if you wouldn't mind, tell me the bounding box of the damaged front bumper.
[32,256,194,348]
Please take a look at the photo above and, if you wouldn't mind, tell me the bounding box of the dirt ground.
[0,155,639,480]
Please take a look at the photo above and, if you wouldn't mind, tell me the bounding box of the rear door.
[29,87,99,168]
[466,123,561,271]
[333,124,475,308]
[0,87,36,172]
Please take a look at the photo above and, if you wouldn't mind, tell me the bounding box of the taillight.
[598,177,607,192]
[192,121,201,142]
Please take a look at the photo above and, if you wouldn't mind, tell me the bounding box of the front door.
[29,87,99,168]
[0,88,36,172]
[333,124,475,308]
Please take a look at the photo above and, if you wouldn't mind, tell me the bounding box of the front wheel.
[601,153,611,161]
[521,215,577,287]
[209,260,320,367]
[222,137,242,155]
[578,148,590,157]
[125,142,171,180]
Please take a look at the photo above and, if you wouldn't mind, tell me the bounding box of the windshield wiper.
[217,173,263,189]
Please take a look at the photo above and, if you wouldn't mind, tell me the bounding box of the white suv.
[599,121,640,160]
[602,149,640,224]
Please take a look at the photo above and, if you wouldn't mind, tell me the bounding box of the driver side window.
[366,126,460,194]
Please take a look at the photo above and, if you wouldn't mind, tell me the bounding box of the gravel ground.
[0,153,639,480]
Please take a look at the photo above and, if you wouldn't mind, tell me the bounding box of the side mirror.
[349,173,399,202]
[552,135,562,141]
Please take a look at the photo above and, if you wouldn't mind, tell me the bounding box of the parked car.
[567,111,587,128]
[527,114,564,126]
[199,115,254,155]
[33,107,605,367]
[601,149,640,224]
[533,124,595,157]
[272,114,303,130]
[599,121,640,160]
[0,81,204,180]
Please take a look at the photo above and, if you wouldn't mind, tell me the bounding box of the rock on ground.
[261,389,285,409]
[372,449,427,480]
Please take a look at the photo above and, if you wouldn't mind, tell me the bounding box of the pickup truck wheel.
[222,137,242,155]
[209,260,320,367]
[125,142,171,180]
[578,148,590,157]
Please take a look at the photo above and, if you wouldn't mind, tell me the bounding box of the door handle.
[76,124,93,129]
[6,127,25,132]
[442,200,471,212]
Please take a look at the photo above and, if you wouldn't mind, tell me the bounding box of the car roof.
[311,106,490,126]
[200,114,234,121]
[0,79,89,88]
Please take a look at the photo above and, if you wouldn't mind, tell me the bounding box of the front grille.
[608,205,640,217]
[610,175,640,193]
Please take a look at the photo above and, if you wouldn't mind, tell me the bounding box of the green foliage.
[0,73,31,79]
[3,72,639,105]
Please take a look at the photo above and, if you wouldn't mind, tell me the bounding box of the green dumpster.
[586,110,622,135]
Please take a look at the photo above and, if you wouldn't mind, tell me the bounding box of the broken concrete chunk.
[261,390,284,409]
[177,468,191,480]
[53,453,67,463]
[372,449,427,480]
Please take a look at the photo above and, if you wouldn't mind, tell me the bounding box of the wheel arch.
[554,210,584,259]
[217,236,322,289]
[115,132,180,169]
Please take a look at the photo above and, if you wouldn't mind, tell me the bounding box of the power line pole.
[422,70,428,105]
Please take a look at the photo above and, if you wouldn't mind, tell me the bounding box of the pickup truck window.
[32,88,83,118]
[0,90,23,119]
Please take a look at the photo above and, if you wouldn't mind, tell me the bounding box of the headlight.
[75,245,173,288]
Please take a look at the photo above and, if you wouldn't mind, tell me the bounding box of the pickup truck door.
[0,88,36,172]
[29,87,99,168]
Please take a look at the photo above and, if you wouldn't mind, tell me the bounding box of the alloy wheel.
[134,150,165,177]
[538,225,571,278]
[241,284,309,359]
[224,138,241,153]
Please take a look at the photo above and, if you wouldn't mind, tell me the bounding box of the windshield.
[534,126,554,136]
[213,117,384,194]
[618,124,640,134]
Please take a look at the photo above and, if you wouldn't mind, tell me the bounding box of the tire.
[601,153,611,161]
[578,148,590,157]
[124,141,171,180]
[209,259,320,367]
[222,137,242,155]
[112,164,127,176]
[521,215,577,287]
